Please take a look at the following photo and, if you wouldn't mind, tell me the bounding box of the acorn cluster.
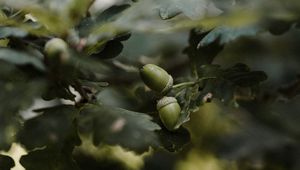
[140,64,181,131]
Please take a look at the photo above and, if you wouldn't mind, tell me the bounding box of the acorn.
[157,96,181,131]
[140,64,173,94]
[44,38,70,62]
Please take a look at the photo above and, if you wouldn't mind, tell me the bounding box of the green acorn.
[140,64,173,94]
[157,96,181,131]
[44,38,70,62]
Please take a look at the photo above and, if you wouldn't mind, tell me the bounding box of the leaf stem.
[172,77,217,89]
[172,82,195,88]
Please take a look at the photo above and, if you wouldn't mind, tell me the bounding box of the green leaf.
[222,63,268,87]
[77,80,108,96]
[198,63,267,104]
[211,0,235,11]
[0,48,45,71]
[157,127,190,152]
[79,5,131,57]
[267,19,293,36]
[20,147,80,170]
[147,108,190,152]
[198,25,260,47]
[77,4,130,38]
[0,78,44,149]
[156,0,221,20]
[0,39,9,47]
[199,77,235,104]
[218,107,294,160]
[90,40,123,59]
[241,96,300,139]
[143,149,178,170]
[0,63,46,150]
[0,78,46,114]
[0,116,21,151]
[66,53,112,77]
[175,85,200,128]
[67,0,93,25]
[157,0,181,20]
[278,76,300,99]
[78,104,161,153]
[224,71,267,87]
[183,29,224,75]
[94,5,131,24]
[268,96,300,138]
[18,105,81,150]
[0,155,15,170]
[173,63,267,129]
[0,26,28,38]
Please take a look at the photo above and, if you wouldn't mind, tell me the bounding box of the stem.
[9,10,22,18]
[172,82,195,88]
[196,76,217,83]
[172,77,217,89]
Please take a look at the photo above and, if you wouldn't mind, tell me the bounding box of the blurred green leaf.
[149,108,191,152]
[157,127,190,152]
[0,77,46,113]
[198,63,267,104]
[278,76,300,99]
[222,63,267,87]
[0,62,45,150]
[90,40,123,59]
[174,63,267,130]
[20,146,80,170]
[0,26,28,38]
[175,85,200,128]
[0,116,21,151]
[0,48,45,71]
[78,104,161,153]
[157,0,181,20]
[218,121,292,160]
[24,8,70,35]
[81,5,131,57]
[267,19,293,36]
[94,5,131,24]
[0,154,15,170]
[244,96,300,139]
[18,105,81,150]
[218,95,300,161]
[157,0,221,20]
[211,0,235,11]
[183,29,224,75]
[1,0,89,35]
[67,0,92,25]
[198,25,260,47]
[143,149,178,170]
[78,4,130,37]
[0,39,9,47]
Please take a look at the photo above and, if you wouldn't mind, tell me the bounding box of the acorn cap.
[162,75,173,94]
[156,96,178,110]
